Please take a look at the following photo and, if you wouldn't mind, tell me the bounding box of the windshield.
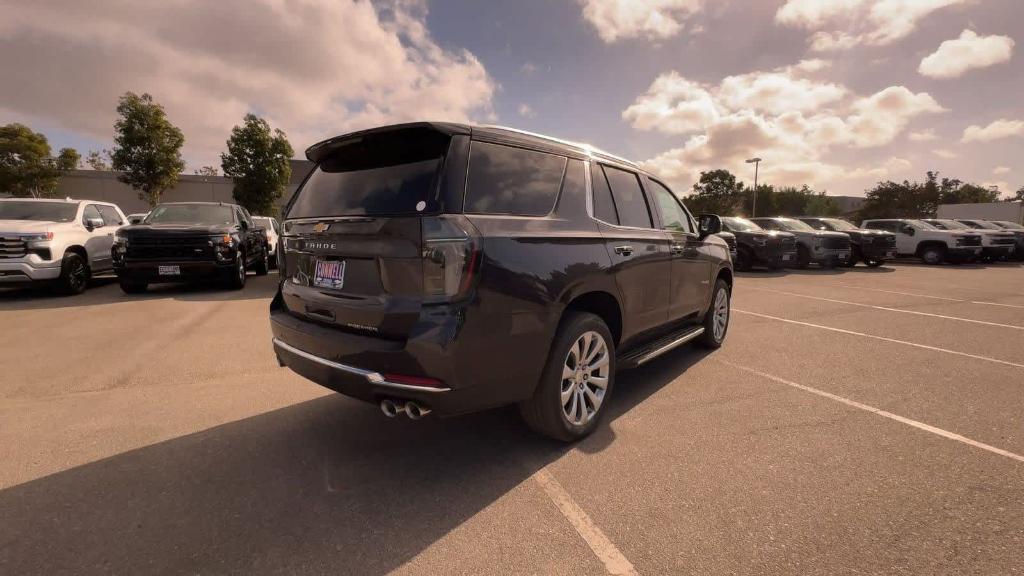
[821,218,858,231]
[907,220,938,230]
[0,201,78,222]
[722,217,762,232]
[253,217,272,228]
[773,218,814,232]
[145,204,235,226]
[992,221,1024,230]
[961,220,1001,230]
[927,219,968,230]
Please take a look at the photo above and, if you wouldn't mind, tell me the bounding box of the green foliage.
[857,171,1000,220]
[110,92,185,207]
[85,149,113,171]
[686,169,745,215]
[1011,187,1024,202]
[220,114,294,216]
[0,123,78,198]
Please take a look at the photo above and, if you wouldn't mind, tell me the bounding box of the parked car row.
[0,197,281,294]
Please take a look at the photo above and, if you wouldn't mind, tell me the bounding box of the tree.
[195,165,219,176]
[110,92,185,207]
[85,149,113,171]
[0,123,79,198]
[1010,187,1024,202]
[686,169,745,215]
[220,114,294,216]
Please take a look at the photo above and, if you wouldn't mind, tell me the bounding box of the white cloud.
[578,0,703,42]
[932,148,957,159]
[962,119,1024,143]
[520,62,538,75]
[919,30,1015,79]
[517,103,537,119]
[626,63,945,191]
[993,166,1011,175]
[908,129,938,142]
[776,0,971,51]
[0,0,495,166]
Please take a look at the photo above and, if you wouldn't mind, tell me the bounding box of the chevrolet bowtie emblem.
[313,222,330,233]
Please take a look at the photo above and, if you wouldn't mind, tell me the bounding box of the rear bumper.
[0,260,61,283]
[115,259,234,282]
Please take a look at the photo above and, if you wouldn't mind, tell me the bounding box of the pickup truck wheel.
[794,245,810,269]
[254,247,270,276]
[519,312,615,442]
[865,259,884,268]
[55,252,90,295]
[698,279,730,348]
[119,280,147,294]
[920,246,945,265]
[226,251,247,290]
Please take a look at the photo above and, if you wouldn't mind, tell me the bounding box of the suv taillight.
[421,215,481,303]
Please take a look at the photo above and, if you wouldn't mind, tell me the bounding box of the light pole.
[746,157,762,217]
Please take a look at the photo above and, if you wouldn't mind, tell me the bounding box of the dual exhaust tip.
[380,399,431,420]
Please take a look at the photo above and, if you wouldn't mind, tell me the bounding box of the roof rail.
[476,124,636,166]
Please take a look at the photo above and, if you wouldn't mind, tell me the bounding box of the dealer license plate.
[158,265,180,276]
[782,253,792,261]
[314,259,346,289]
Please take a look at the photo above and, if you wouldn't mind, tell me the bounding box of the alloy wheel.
[712,287,729,341]
[561,331,610,426]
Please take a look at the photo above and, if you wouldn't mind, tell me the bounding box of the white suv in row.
[0,198,127,294]
[861,219,982,265]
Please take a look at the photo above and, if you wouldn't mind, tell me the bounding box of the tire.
[794,245,810,269]
[119,279,148,294]
[519,312,615,442]
[865,259,884,268]
[843,247,860,267]
[254,246,270,276]
[55,252,89,295]
[698,278,730,349]
[920,245,945,265]
[734,247,752,272]
[226,251,247,289]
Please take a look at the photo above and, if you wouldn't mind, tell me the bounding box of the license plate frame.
[158,265,181,276]
[313,259,346,290]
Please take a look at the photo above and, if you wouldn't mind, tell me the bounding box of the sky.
[1,0,1022,198]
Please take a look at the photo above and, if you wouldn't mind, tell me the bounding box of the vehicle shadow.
[0,273,278,311]
[0,345,712,575]
[736,264,896,279]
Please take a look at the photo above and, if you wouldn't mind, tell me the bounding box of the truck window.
[464,141,567,216]
[602,165,652,229]
[648,179,692,234]
[96,205,123,226]
[83,204,102,225]
[591,164,618,224]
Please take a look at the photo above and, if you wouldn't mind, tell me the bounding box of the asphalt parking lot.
[2,261,1023,575]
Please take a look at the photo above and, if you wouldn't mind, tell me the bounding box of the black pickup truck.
[799,217,897,267]
[112,202,270,293]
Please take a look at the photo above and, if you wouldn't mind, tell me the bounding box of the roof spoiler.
[305,122,470,163]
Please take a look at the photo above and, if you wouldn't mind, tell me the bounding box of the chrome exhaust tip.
[380,399,400,418]
[406,402,431,420]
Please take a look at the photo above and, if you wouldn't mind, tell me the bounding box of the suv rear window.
[288,129,450,218]
[464,141,567,216]
[602,165,652,229]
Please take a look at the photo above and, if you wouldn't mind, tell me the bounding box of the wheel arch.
[914,240,947,256]
[64,245,89,266]
[562,291,622,347]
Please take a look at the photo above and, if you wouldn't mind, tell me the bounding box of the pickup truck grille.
[822,237,850,249]
[0,237,27,259]
[991,236,1015,246]
[958,235,982,247]
[127,236,213,260]
[779,237,796,251]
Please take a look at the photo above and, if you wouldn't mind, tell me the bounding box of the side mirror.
[698,214,722,238]
[85,217,104,230]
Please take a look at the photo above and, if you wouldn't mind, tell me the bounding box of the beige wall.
[51,160,315,216]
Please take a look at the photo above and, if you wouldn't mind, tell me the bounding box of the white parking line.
[722,361,1024,464]
[533,468,639,576]
[733,309,1024,370]
[834,283,1024,309]
[749,287,1024,331]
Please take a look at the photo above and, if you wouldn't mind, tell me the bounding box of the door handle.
[614,245,633,256]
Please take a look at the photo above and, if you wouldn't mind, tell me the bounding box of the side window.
[648,179,692,234]
[272,219,281,233]
[464,141,567,216]
[83,204,102,226]
[867,222,894,232]
[756,220,780,231]
[602,165,652,229]
[97,205,123,226]
[591,164,618,224]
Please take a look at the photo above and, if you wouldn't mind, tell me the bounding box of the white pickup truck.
[861,218,982,265]
[0,198,127,294]
[921,218,1016,262]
